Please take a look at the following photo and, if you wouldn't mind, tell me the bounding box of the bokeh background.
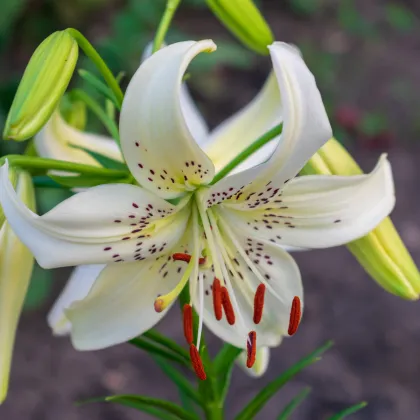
[0,0,420,418]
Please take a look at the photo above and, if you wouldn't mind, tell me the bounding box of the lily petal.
[206,42,332,207]
[34,111,122,166]
[237,346,271,377]
[141,42,209,146]
[219,156,395,248]
[0,162,190,268]
[66,256,187,350]
[204,73,281,172]
[198,237,302,348]
[47,264,104,335]
[120,41,216,199]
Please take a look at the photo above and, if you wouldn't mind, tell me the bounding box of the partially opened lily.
[0,40,395,378]
[34,108,122,167]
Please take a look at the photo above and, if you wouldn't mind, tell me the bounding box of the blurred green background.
[1,1,420,419]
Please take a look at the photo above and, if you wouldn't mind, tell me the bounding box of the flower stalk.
[152,0,182,53]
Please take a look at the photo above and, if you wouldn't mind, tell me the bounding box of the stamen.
[212,278,223,321]
[221,287,236,325]
[154,257,195,313]
[183,304,193,344]
[246,331,257,368]
[253,284,266,325]
[173,253,206,265]
[288,296,301,336]
[189,344,206,380]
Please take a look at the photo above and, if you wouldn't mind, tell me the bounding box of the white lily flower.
[0,40,395,377]
[0,170,35,403]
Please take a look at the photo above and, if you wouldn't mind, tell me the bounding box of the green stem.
[1,155,127,177]
[69,89,120,146]
[66,28,124,107]
[152,0,182,53]
[210,123,283,184]
[205,405,224,420]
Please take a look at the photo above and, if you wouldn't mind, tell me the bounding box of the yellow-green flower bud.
[302,138,420,300]
[205,0,274,55]
[0,169,35,403]
[3,31,78,141]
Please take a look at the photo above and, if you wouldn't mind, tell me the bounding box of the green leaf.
[78,69,120,109]
[143,329,191,362]
[48,173,129,188]
[385,3,415,33]
[277,387,311,420]
[129,337,191,368]
[235,341,334,420]
[214,344,242,402]
[70,145,128,171]
[153,356,203,406]
[328,402,367,419]
[106,395,199,420]
[69,89,120,143]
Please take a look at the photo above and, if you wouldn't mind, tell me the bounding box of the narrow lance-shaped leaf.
[328,401,367,420]
[235,341,334,420]
[105,395,199,420]
[277,387,311,420]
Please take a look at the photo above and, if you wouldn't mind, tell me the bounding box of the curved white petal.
[141,42,209,146]
[120,41,216,199]
[47,264,104,336]
[0,162,191,268]
[35,111,122,166]
[66,255,188,350]
[237,346,271,378]
[206,42,332,207]
[0,173,34,403]
[198,235,302,349]
[219,156,394,248]
[204,73,281,172]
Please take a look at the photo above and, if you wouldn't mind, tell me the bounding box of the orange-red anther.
[246,331,257,368]
[288,296,301,336]
[221,287,236,325]
[172,253,206,265]
[154,298,164,313]
[253,283,266,324]
[183,304,194,344]
[189,344,207,380]
[212,278,223,321]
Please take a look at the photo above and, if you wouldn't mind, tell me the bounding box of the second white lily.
[0,41,394,377]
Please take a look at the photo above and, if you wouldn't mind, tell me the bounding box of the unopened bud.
[302,138,420,300]
[205,0,274,55]
[4,31,78,141]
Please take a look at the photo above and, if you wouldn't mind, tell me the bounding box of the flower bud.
[205,0,274,55]
[3,31,78,141]
[0,168,35,403]
[303,138,420,300]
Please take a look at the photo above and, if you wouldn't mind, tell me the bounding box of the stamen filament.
[253,284,266,324]
[183,304,193,344]
[189,344,206,380]
[212,278,223,321]
[196,272,205,349]
[221,286,236,325]
[154,258,195,312]
[246,331,257,368]
[288,296,301,336]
